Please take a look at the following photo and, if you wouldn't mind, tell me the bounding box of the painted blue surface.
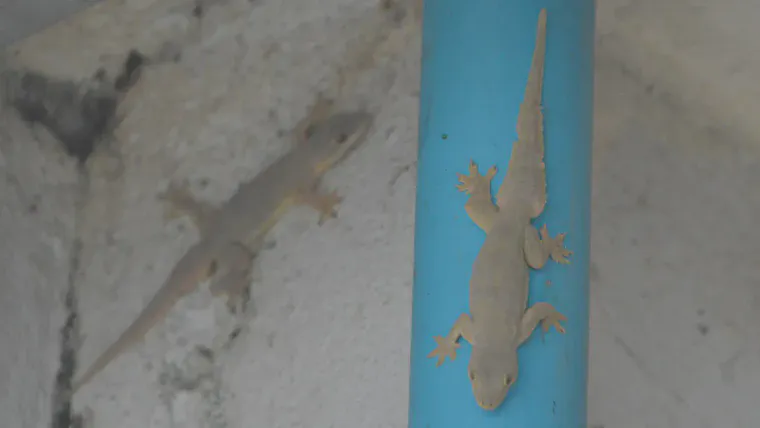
[409,1,594,427]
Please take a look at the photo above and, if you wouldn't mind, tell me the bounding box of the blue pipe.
[409,1,594,427]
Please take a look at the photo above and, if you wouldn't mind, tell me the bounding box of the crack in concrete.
[50,170,88,428]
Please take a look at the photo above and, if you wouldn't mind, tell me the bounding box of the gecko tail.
[512,8,547,162]
[68,245,213,394]
[526,8,547,108]
[498,9,549,208]
[69,285,185,394]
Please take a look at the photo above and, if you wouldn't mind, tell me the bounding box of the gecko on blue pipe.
[410,1,593,427]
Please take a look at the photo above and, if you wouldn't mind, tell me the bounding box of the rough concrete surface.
[0,99,81,428]
[0,0,759,427]
[0,0,95,46]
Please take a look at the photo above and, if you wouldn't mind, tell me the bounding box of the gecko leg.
[208,242,258,351]
[523,224,572,268]
[209,242,255,314]
[456,160,499,232]
[517,302,567,345]
[295,187,343,225]
[294,92,335,141]
[427,314,474,367]
[158,181,216,235]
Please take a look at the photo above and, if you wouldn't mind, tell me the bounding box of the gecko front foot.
[456,160,497,195]
[158,180,215,233]
[540,225,572,264]
[427,335,460,367]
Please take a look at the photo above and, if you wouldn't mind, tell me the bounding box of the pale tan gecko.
[71,96,373,393]
[427,9,571,411]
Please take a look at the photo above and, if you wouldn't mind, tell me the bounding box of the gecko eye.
[335,133,348,144]
[504,375,512,386]
[468,370,475,381]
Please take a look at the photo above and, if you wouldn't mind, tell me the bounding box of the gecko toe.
[541,311,567,334]
[428,335,459,366]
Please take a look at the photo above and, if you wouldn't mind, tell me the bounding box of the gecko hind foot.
[427,335,460,367]
[298,190,343,225]
[540,225,572,264]
[541,310,567,334]
[456,160,497,195]
[317,191,343,225]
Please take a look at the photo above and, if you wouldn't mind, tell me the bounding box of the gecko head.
[304,111,374,175]
[468,347,518,410]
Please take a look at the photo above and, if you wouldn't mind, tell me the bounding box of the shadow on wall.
[1,49,144,163]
